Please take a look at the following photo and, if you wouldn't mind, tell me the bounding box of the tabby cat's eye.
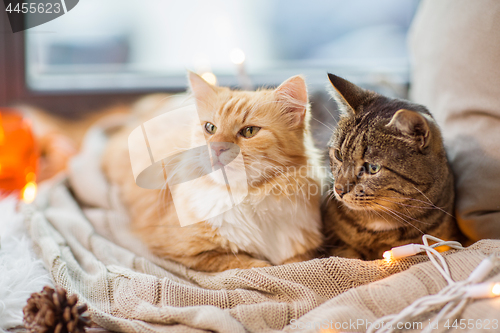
[334,148,343,162]
[364,162,381,174]
[205,122,217,135]
[240,126,261,138]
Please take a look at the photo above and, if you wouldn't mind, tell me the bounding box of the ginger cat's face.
[188,72,311,189]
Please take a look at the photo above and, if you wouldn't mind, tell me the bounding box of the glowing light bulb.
[492,283,500,296]
[26,171,36,182]
[21,181,37,203]
[201,72,217,86]
[466,282,500,299]
[230,48,245,65]
[0,112,4,145]
[383,251,393,262]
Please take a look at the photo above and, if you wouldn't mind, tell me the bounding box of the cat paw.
[282,251,316,264]
[242,259,272,269]
[329,247,363,260]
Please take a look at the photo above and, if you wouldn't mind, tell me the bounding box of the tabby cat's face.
[188,72,310,188]
[327,74,446,212]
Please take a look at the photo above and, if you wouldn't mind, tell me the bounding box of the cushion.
[409,0,500,241]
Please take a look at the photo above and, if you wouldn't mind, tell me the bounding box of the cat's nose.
[334,185,346,198]
[211,143,230,156]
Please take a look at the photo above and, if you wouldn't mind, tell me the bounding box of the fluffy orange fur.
[102,73,323,272]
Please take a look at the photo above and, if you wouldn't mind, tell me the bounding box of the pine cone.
[23,286,91,333]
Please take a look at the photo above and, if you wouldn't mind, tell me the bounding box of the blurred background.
[22,0,418,92]
[0,0,420,197]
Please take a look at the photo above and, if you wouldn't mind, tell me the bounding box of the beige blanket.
[24,126,500,332]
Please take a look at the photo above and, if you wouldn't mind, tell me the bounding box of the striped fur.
[322,74,463,260]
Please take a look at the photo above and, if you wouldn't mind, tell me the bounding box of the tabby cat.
[102,72,323,272]
[322,74,462,260]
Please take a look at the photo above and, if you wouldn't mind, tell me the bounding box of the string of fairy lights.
[367,235,500,333]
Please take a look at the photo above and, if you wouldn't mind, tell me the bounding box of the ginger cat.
[102,72,324,272]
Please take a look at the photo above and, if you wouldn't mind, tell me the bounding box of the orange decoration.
[0,109,38,202]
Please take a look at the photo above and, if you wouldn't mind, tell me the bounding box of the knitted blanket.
[24,126,500,333]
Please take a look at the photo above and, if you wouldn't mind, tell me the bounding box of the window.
[24,0,419,93]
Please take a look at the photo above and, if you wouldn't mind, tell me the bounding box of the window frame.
[0,15,175,118]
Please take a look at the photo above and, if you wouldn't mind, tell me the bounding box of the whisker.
[377,198,442,210]
[375,204,425,234]
[311,116,335,131]
[370,207,392,225]
[322,105,339,125]
[412,185,455,219]
[381,195,453,217]
[375,203,429,232]
[378,203,432,226]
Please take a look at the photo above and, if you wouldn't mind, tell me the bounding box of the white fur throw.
[0,197,53,332]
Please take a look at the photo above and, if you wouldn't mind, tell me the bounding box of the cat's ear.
[274,75,308,126]
[388,109,431,150]
[188,71,217,108]
[327,73,368,117]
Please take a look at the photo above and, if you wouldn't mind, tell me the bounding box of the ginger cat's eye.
[205,122,217,135]
[240,126,261,138]
[334,148,343,162]
[364,162,381,174]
